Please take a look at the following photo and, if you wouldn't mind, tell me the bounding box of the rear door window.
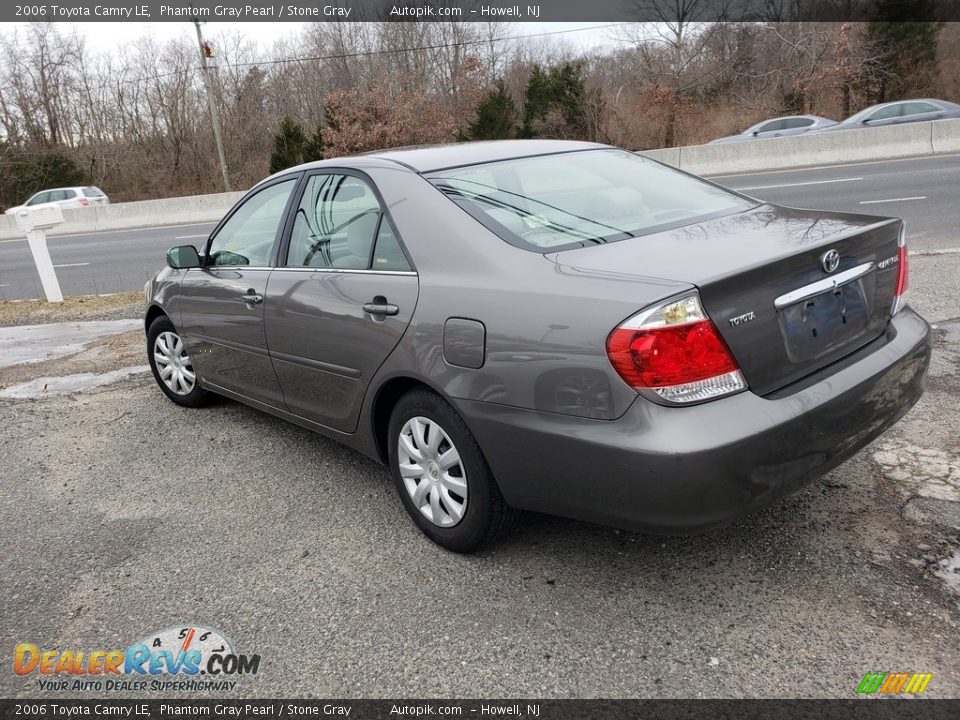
[782,118,815,129]
[287,174,384,269]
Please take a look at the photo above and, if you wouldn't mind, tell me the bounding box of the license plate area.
[779,278,872,362]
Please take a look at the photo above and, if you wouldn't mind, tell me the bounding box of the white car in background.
[4,186,109,215]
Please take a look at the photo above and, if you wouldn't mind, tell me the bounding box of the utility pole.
[193,16,231,192]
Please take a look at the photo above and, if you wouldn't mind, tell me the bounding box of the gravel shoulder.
[0,301,957,699]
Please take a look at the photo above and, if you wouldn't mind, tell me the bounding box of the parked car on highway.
[3,186,109,215]
[811,98,960,133]
[144,140,930,552]
[709,115,837,144]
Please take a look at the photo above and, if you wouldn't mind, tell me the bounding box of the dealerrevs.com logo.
[14,625,261,692]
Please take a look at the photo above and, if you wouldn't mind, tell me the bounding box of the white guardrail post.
[15,205,65,303]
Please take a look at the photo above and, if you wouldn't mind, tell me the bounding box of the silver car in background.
[709,115,836,144]
[812,98,960,133]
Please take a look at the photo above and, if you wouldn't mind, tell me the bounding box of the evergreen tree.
[269,117,308,174]
[867,0,940,101]
[521,62,598,140]
[464,80,518,140]
[303,124,328,163]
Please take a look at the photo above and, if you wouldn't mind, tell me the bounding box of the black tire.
[388,388,518,553]
[146,314,211,408]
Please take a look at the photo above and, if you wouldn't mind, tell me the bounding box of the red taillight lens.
[894,243,908,297]
[606,293,746,404]
[893,225,908,314]
[78,197,89,206]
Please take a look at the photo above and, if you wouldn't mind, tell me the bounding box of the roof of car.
[270,140,613,183]
[365,139,610,172]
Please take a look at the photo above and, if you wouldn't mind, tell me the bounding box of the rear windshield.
[427,148,753,252]
[82,187,106,197]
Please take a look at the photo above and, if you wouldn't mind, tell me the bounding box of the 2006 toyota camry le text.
[144,140,930,552]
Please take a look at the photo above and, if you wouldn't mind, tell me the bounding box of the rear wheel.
[147,314,210,408]
[388,388,517,553]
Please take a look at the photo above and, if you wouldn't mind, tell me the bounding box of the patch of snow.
[0,319,141,369]
[0,366,150,399]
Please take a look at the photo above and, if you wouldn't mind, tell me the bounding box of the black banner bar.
[3,700,960,720]
[4,0,960,24]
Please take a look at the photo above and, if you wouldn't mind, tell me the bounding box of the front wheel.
[147,314,210,408]
[388,388,518,553]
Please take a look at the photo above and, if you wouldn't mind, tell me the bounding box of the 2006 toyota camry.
[144,140,930,552]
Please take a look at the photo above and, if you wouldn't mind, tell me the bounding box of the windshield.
[427,149,753,252]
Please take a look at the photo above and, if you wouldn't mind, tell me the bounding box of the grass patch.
[0,292,144,326]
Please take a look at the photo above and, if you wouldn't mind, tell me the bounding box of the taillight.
[606,293,746,404]
[78,197,89,206]
[892,224,908,314]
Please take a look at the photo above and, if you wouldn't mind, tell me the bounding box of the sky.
[51,21,627,54]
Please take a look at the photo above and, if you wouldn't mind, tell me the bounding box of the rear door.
[264,171,419,432]
[178,176,299,407]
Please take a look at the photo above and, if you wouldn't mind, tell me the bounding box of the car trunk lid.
[547,204,903,396]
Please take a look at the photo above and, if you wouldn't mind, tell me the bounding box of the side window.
[758,119,787,133]
[902,102,939,116]
[372,218,411,271]
[26,192,50,206]
[867,105,902,122]
[208,178,297,267]
[782,118,814,129]
[287,174,382,269]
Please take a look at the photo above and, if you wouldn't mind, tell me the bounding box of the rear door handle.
[362,299,399,317]
[240,291,263,305]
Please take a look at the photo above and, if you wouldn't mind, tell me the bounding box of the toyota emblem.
[820,249,840,273]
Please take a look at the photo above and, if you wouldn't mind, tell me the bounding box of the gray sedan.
[145,140,930,552]
[709,115,836,144]
[812,98,960,132]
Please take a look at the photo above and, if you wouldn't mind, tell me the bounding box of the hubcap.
[153,331,196,396]
[397,416,468,528]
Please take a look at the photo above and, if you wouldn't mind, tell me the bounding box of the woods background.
[1,2,958,208]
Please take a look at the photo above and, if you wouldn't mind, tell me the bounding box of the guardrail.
[1,117,957,241]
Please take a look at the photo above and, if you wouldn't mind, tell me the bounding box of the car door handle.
[240,291,263,305]
[362,299,399,317]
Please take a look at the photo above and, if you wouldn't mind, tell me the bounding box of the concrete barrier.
[638,117,960,176]
[0,190,244,241]
[2,119,958,241]
[931,117,960,154]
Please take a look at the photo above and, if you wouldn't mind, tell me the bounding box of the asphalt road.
[1,153,959,301]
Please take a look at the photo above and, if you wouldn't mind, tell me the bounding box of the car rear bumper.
[458,307,931,534]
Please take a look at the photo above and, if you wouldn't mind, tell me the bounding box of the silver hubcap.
[153,331,196,396]
[398,416,468,527]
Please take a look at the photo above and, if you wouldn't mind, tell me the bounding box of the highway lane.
[1,153,958,300]
[0,221,217,301]
[712,153,960,251]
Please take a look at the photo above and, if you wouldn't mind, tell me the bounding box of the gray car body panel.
[145,140,930,534]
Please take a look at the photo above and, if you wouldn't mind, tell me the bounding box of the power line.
[75,22,632,92]
[222,22,633,70]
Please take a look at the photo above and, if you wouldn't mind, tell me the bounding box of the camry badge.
[820,249,840,273]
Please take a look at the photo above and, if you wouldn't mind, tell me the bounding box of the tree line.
[0,7,954,208]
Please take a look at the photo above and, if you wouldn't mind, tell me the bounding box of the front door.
[264,172,419,432]
[178,176,299,408]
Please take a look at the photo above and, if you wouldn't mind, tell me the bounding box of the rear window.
[82,187,105,197]
[427,149,752,252]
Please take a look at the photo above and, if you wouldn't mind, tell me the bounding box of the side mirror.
[167,245,201,269]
